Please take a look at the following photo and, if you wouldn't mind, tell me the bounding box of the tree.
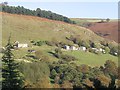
[1,5,75,24]
[94,74,111,88]
[106,18,110,22]
[50,69,57,79]
[61,80,73,88]
[1,2,8,6]
[2,36,24,89]
[103,60,118,77]
[35,8,42,17]
[104,47,110,53]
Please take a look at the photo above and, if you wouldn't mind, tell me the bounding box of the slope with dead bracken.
[1,12,117,46]
[88,22,119,43]
[71,18,119,43]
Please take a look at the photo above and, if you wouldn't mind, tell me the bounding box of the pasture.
[63,50,118,67]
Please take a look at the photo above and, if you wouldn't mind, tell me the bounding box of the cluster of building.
[64,45,87,51]
[14,41,35,53]
[64,44,118,56]
[0,41,28,52]
[91,48,105,54]
[1,41,118,56]
[64,45,106,53]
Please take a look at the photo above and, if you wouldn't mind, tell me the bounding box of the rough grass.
[2,12,105,46]
[12,45,58,62]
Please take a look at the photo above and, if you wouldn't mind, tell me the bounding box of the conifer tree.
[2,36,24,90]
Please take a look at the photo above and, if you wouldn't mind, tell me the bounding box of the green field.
[63,50,118,67]
[70,18,118,26]
[10,45,118,67]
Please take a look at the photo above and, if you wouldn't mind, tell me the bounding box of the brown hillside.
[88,22,119,43]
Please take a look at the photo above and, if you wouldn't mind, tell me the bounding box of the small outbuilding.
[80,46,87,51]
[64,45,70,50]
[70,46,78,50]
[14,41,28,48]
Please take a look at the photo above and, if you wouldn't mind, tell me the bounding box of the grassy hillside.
[1,12,118,66]
[1,12,119,88]
[11,45,118,67]
[2,12,106,46]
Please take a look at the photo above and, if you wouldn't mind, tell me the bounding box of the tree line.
[0,2,76,24]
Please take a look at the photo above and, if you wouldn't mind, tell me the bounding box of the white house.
[92,48,99,52]
[64,45,70,50]
[80,46,86,51]
[114,52,118,56]
[71,46,78,50]
[17,44,28,48]
[99,48,103,52]
[14,41,28,48]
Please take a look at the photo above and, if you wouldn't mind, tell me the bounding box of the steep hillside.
[1,12,118,88]
[71,18,118,43]
[1,12,117,47]
[88,22,119,43]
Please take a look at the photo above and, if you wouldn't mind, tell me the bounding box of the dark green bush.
[61,54,77,61]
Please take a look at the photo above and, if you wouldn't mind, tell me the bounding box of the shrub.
[89,48,94,53]
[59,41,74,48]
[76,64,90,74]
[81,41,90,48]
[104,47,110,53]
[61,80,73,88]
[94,74,111,88]
[32,40,48,46]
[55,48,62,55]
[46,41,55,46]
[19,62,50,86]
[50,69,57,79]
[106,18,110,22]
[68,35,81,45]
[35,50,50,61]
[110,46,118,55]
[64,40,74,46]
[30,40,35,43]
[103,60,118,77]
[100,40,108,47]
[61,54,77,61]
[26,54,37,59]
[90,42,97,48]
